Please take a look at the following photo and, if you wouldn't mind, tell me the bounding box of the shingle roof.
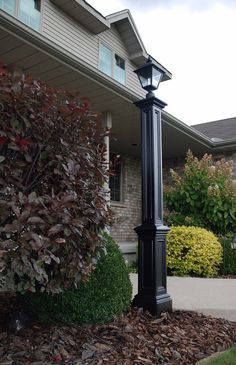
[192,117,236,142]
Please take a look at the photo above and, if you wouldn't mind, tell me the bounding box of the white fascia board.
[50,0,110,34]
[107,9,147,54]
[107,10,172,81]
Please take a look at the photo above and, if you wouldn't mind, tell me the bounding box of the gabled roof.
[49,1,171,81]
[192,117,236,142]
[107,10,172,81]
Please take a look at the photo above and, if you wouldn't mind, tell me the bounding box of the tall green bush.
[167,226,223,277]
[165,150,236,235]
[0,61,111,294]
[220,235,236,275]
[21,234,132,325]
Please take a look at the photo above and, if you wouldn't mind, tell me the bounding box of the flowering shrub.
[165,150,236,235]
[167,226,223,277]
[0,61,111,293]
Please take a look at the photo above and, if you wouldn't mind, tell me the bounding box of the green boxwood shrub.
[167,226,223,277]
[20,234,132,325]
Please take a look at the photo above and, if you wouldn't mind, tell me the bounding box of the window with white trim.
[109,154,123,202]
[0,0,41,31]
[99,43,126,85]
[0,0,15,15]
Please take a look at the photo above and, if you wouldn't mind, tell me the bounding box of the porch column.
[102,112,112,205]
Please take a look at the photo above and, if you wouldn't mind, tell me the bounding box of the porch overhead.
[0,12,141,150]
[0,12,224,160]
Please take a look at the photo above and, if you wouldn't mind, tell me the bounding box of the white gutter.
[163,111,236,151]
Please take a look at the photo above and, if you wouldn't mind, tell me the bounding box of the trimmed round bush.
[167,226,223,277]
[21,234,132,325]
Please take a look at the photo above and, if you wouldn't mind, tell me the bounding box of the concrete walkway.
[130,274,236,322]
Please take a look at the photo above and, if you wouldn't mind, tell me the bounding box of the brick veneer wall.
[110,155,141,244]
[213,151,236,181]
[110,155,185,244]
[110,150,236,246]
[163,151,236,184]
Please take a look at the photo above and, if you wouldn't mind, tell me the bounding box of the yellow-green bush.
[167,226,223,277]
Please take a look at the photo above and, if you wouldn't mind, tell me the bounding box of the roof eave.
[212,139,236,151]
[0,12,145,102]
[163,111,213,146]
[107,10,171,81]
[50,0,110,34]
[163,111,236,152]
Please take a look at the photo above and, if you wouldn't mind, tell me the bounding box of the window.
[0,0,41,31]
[99,43,112,77]
[99,43,126,85]
[0,0,15,15]
[110,154,122,202]
[114,54,125,84]
[19,0,41,30]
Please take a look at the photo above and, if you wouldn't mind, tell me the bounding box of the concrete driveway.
[130,274,236,322]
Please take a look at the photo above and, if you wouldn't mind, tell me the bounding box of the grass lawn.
[201,347,236,364]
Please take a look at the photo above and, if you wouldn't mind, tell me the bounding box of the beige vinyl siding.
[99,24,143,95]
[41,0,143,95]
[42,0,98,68]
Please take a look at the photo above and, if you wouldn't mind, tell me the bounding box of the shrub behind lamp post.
[132,57,172,315]
[232,238,236,250]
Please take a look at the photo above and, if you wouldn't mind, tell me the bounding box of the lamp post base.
[132,292,172,316]
[132,223,172,316]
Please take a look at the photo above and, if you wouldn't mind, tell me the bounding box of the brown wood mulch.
[0,294,236,365]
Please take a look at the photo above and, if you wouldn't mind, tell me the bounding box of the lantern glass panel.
[138,68,151,89]
[153,68,163,89]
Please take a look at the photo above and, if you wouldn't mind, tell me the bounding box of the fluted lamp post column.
[132,58,172,315]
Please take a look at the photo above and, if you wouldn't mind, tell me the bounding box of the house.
[1,1,236,262]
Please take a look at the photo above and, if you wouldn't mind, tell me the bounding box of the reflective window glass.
[114,54,125,85]
[99,43,112,77]
[19,0,41,30]
[0,0,16,15]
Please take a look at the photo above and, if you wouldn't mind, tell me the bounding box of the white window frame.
[99,41,126,85]
[0,0,43,31]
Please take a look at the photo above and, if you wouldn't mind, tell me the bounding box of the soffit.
[1,13,229,160]
[107,11,146,59]
[50,0,110,34]
[0,25,214,160]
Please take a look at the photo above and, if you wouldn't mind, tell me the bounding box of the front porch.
[0,10,214,257]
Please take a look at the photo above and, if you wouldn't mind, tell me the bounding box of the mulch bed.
[0,294,236,365]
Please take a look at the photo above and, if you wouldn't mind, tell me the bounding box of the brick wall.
[213,151,236,181]
[163,150,236,184]
[110,155,141,244]
[110,154,183,245]
[110,149,236,247]
[163,157,185,185]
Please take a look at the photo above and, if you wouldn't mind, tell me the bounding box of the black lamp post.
[132,57,172,315]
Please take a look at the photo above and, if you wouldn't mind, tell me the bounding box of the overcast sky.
[87,0,236,126]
